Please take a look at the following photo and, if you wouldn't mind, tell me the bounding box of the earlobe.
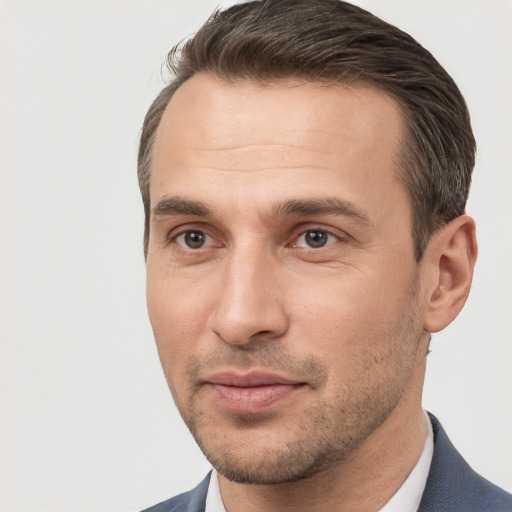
[423,215,477,333]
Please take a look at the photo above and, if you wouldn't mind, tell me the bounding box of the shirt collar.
[376,411,434,512]
[205,412,434,512]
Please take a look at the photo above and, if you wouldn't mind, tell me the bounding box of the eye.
[293,230,338,249]
[175,230,215,249]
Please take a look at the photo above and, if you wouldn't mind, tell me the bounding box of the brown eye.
[304,231,329,248]
[176,230,211,249]
[294,230,337,249]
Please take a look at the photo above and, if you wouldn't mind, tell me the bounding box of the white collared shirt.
[377,413,434,512]
[205,413,434,512]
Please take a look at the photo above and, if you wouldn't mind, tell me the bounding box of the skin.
[146,74,477,512]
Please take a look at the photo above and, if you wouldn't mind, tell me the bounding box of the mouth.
[203,371,307,414]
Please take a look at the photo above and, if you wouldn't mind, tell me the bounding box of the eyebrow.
[272,198,371,225]
[152,195,371,225]
[152,196,213,218]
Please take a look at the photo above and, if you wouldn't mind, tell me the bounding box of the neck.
[218,347,429,512]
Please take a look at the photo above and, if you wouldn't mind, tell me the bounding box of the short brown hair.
[138,0,475,260]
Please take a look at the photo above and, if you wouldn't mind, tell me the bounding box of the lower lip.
[207,383,304,414]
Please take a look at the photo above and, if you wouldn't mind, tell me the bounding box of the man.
[137,1,512,511]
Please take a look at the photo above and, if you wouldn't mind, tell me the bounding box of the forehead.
[154,74,404,164]
[150,74,408,220]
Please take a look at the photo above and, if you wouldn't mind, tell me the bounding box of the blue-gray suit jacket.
[141,414,512,511]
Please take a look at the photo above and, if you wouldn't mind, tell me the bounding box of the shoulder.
[419,413,512,512]
[139,472,211,512]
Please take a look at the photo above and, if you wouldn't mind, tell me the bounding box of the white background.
[1,1,511,510]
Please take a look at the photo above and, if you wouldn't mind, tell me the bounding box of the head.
[139,0,475,261]
[140,0,477,486]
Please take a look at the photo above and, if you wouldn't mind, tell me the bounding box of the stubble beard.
[169,281,424,485]
[176,343,421,483]
[186,392,396,485]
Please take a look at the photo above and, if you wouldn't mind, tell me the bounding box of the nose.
[207,249,289,346]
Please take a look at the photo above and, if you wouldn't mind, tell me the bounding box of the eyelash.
[168,225,348,251]
[167,225,220,249]
[290,227,347,249]
[174,230,217,249]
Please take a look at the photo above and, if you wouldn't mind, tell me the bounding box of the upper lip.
[204,371,304,387]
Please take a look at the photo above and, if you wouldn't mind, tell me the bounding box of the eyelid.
[175,231,215,249]
[164,222,349,250]
[167,224,222,248]
[288,224,350,248]
[293,231,337,249]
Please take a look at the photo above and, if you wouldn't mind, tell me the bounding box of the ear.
[423,214,477,333]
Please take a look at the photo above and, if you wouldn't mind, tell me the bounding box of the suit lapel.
[417,413,512,512]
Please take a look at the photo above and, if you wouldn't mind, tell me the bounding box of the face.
[146,74,429,484]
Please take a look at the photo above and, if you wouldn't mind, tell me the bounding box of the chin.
[209,449,327,485]
[192,423,357,485]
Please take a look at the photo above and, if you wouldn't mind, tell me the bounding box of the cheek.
[147,262,210,334]
[292,271,387,334]
[290,267,418,366]
[146,272,210,384]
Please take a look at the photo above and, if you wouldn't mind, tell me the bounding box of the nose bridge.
[208,241,288,345]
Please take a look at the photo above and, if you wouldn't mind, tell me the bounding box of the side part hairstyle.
[138,0,476,260]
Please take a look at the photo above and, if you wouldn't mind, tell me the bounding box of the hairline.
[140,72,426,259]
